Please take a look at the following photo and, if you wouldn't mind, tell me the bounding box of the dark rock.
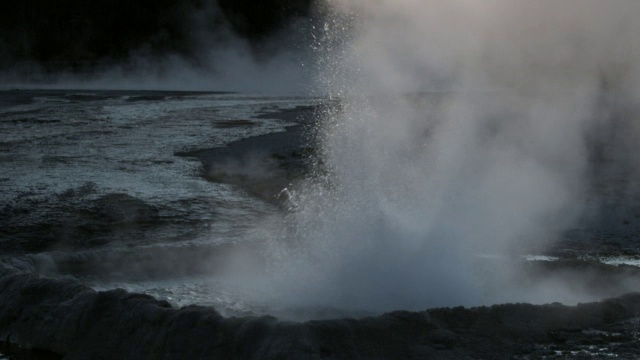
[2,265,640,359]
[428,329,458,348]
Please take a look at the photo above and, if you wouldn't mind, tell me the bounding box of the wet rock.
[2,267,640,359]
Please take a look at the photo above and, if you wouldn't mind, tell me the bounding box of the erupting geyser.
[226,0,640,314]
[3,1,640,358]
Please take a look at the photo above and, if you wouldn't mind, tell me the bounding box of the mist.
[0,1,317,94]
[221,0,640,313]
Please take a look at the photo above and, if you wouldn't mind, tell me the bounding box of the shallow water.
[0,90,314,222]
[0,89,322,316]
[2,89,640,320]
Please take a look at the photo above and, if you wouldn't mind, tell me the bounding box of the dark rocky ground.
[1,262,640,359]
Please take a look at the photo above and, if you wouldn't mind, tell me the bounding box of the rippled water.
[3,90,640,319]
[1,90,313,217]
[0,89,321,316]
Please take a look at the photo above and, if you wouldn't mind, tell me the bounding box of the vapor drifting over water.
[1,3,316,94]
[228,0,640,313]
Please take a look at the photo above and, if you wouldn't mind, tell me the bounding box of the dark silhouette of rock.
[2,261,640,359]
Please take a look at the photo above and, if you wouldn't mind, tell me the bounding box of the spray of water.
[223,0,640,314]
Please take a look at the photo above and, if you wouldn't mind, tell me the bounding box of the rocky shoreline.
[2,261,640,359]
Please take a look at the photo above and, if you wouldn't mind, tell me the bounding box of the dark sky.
[0,0,314,72]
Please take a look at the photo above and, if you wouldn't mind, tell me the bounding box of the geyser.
[226,0,640,313]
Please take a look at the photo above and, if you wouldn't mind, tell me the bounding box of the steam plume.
[240,0,640,313]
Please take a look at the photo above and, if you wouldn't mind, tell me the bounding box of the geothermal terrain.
[1,89,640,359]
[2,0,640,359]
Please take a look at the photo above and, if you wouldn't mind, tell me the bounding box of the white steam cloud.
[234,0,640,313]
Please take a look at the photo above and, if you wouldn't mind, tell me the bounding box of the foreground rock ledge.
[1,270,640,359]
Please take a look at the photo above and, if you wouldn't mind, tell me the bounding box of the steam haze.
[0,1,317,93]
[232,0,640,312]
